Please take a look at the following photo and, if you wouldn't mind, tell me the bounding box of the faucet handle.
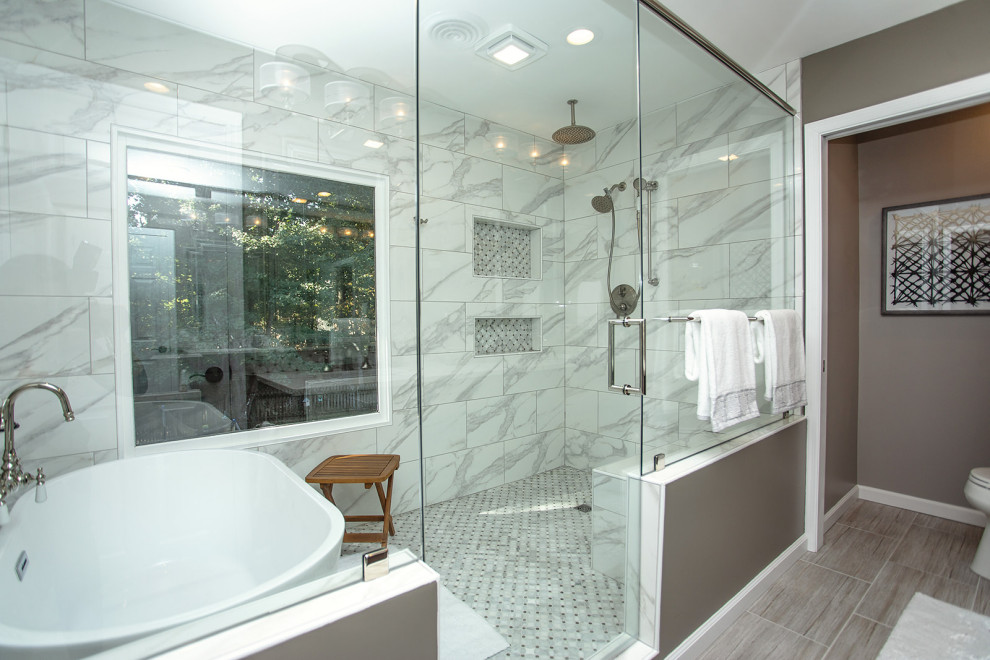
[34,469,46,503]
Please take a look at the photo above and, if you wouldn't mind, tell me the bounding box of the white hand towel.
[753,309,807,413]
[684,309,759,432]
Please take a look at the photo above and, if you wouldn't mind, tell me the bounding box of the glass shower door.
[415,0,645,656]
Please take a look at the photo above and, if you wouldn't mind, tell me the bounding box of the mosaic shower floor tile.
[343,466,626,659]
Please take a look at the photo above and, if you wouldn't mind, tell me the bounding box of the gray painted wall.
[658,421,806,657]
[856,105,990,507]
[247,582,438,660]
[824,138,860,512]
[801,0,990,123]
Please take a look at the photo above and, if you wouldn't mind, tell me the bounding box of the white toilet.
[964,468,990,579]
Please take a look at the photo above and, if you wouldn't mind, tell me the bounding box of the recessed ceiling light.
[718,154,739,162]
[143,81,170,94]
[566,29,595,46]
[476,27,548,70]
[364,139,385,149]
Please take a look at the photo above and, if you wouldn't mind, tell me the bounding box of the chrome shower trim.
[638,0,796,117]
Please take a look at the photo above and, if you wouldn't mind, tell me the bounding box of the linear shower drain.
[574,504,592,513]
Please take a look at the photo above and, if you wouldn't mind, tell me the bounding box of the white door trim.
[803,72,990,551]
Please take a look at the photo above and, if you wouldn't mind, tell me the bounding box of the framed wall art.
[882,192,990,315]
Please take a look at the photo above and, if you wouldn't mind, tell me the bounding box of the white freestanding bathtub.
[0,449,345,659]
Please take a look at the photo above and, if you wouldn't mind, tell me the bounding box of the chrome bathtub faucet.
[0,383,75,524]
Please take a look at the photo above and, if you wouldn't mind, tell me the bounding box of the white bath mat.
[438,583,509,660]
[879,592,990,659]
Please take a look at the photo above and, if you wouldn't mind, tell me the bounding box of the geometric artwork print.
[473,219,533,278]
[884,194,990,314]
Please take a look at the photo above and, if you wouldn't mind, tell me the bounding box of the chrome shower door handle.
[607,317,647,396]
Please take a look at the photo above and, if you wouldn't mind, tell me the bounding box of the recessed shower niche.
[472,217,542,280]
[473,317,542,356]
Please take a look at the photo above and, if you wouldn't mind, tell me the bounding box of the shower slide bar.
[661,316,764,323]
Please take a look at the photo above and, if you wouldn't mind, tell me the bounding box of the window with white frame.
[113,132,390,451]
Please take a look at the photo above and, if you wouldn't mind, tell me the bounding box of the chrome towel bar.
[661,316,764,323]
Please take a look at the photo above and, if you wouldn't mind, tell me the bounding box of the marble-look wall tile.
[2,213,111,296]
[503,166,564,220]
[755,65,786,101]
[785,60,802,114]
[420,302,467,354]
[259,429,377,481]
[388,190,416,248]
[421,401,468,457]
[729,237,796,299]
[86,141,111,220]
[596,117,638,170]
[466,392,537,447]
[93,448,117,464]
[644,349,696,405]
[0,41,179,141]
[420,197,468,252]
[178,86,319,161]
[647,244,731,301]
[4,373,116,459]
[564,427,635,470]
[421,249,503,303]
[0,295,91,377]
[565,215,599,262]
[728,117,793,187]
[389,246,417,302]
[593,471,628,516]
[677,181,778,248]
[421,145,502,208]
[320,70,375,131]
[373,89,414,140]
[389,301,416,357]
[7,127,87,217]
[645,135,729,201]
[566,345,607,392]
[318,120,415,194]
[565,303,598,348]
[89,297,114,374]
[20,451,94,484]
[389,354,419,411]
[0,123,8,213]
[540,303,565,347]
[564,257,606,304]
[559,140,597,178]
[424,442,504,505]
[504,259,563,305]
[565,387,598,433]
[0,0,85,58]
[503,345,565,394]
[675,82,783,146]
[376,406,421,459]
[593,507,627,582]
[463,116,564,178]
[420,100,465,153]
[598,390,640,441]
[85,0,254,100]
[422,351,503,404]
[642,106,677,157]
[563,160,636,221]
[536,387,565,432]
[504,429,565,482]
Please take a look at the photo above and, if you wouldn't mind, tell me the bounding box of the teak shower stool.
[305,454,400,548]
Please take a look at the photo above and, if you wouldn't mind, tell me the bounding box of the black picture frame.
[881,192,990,315]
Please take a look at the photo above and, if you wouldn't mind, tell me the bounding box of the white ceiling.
[112,0,965,137]
[659,0,967,73]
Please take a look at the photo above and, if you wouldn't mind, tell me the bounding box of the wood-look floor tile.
[698,611,826,660]
[974,577,990,616]
[749,560,871,645]
[855,562,976,626]
[836,500,916,538]
[822,615,892,660]
[913,514,984,542]
[806,524,900,581]
[889,523,981,586]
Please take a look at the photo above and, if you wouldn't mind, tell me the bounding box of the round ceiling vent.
[425,12,487,51]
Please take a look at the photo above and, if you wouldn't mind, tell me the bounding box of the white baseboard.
[823,486,860,532]
[858,486,987,527]
[664,535,808,660]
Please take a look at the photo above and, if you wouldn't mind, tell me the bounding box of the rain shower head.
[552,99,595,145]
